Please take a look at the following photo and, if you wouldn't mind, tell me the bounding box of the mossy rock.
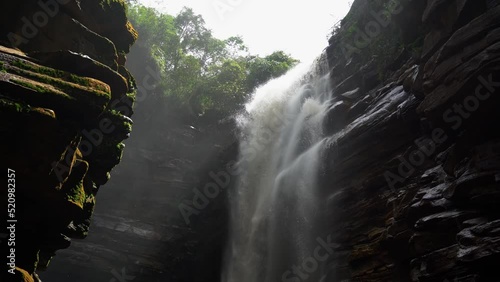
[60,159,89,210]
[85,138,125,168]
[30,50,130,101]
[0,50,113,124]
[8,62,111,104]
[98,109,133,139]
[4,54,111,92]
[2,75,107,123]
[83,138,125,185]
[0,97,31,114]
[64,180,87,210]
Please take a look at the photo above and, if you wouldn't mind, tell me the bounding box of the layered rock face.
[322,0,500,280]
[38,41,235,282]
[0,1,137,281]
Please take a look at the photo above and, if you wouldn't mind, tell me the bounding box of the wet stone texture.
[0,1,137,281]
[322,0,500,281]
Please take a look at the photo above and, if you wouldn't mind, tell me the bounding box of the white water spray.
[223,55,332,282]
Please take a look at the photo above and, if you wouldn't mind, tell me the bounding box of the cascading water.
[223,55,332,282]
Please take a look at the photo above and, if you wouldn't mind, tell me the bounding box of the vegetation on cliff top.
[127,4,299,117]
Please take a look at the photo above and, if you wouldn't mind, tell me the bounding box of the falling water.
[223,55,332,282]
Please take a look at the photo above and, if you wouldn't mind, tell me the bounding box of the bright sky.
[137,0,352,63]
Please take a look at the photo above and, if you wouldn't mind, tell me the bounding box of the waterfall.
[223,55,332,282]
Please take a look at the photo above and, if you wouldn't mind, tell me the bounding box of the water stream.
[223,55,332,282]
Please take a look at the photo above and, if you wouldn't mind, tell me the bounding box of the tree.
[246,51,299,89]
[197,59,247,113]
[224,36,248,58]
[126,4,298,117]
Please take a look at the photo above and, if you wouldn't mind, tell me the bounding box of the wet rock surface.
[0,1,137,281]
[38,40,236,281]
[321,0,500,281]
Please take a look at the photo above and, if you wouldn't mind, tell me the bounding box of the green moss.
[100,109,133,136]
[11,78,51,93]
[11,59,106,90]
[69,74,93,87]
[12,59,64,77]
[8,66,110,109]
[0,98,31,114]
[64,180,86,209]
[9,77,90,116]
[126,90,136,102]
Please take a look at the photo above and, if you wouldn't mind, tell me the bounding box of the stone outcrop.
[322,0,500,280]
[0,1,137,281]
[38,41,235,282]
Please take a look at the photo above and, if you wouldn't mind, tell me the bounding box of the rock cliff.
[38,40,235,282]
[322,0,500,280]
[0,1,137,281]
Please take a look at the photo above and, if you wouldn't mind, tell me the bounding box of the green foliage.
[199,59,247,113]
[224,36,248,57]
[127,4,298,117]
[246,51,299,89]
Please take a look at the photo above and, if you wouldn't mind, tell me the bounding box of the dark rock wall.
[0,1,137,281]
[39,41,236,282]
[321,0,500,281]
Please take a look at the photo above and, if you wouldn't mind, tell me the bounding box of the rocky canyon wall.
[0,1,137,281]
[38,39,237,282]
[321,0,500,280]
